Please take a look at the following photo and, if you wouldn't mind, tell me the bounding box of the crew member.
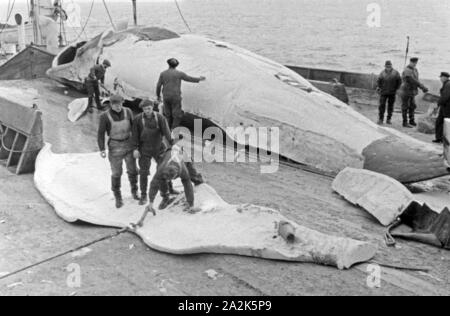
[399,57,429,128]
[376,61,402,125]
[156,58,206,130]
[86,59,111,112]
[132,99,178,206]
[434,72,450,143]
[98,95,139,208]
[148,145,204,212]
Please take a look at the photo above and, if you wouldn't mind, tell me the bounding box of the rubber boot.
[402,111,412,128]
[129,174,139,200]
[409,108,417,126]
[139,175,148,206]
[168,181,180,195]
[112,177,124,209]
[377,119,383,125]
[386,119,392,125]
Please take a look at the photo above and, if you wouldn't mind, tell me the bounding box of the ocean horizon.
[1,0,449,78]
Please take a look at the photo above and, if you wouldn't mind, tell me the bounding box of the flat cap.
[139,99,157,108]
[110,94,124,104]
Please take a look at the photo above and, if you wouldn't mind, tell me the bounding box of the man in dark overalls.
[399,57,429,128]
[98,95,139,208]
[131,100,178,206]
[376,61,402,125]
[134,145,205,228]
[434,72,450,143]
[86,59,111,113]
[148,145,204,212]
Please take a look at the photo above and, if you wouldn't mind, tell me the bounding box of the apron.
[107,110,133,157]
[140,112,163,157]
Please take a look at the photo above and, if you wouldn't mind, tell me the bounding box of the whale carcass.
[47,27,449,183]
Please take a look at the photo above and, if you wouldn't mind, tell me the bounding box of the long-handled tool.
[129,205,157,231]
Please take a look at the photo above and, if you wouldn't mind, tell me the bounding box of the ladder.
[0,98,43,175]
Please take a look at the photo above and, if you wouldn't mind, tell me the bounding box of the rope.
[102,0,116,31]
[0,227,131,281]
[6,0,11,22]
[0,0,16,37]
[70,0,95,43]
[174,0,192,33]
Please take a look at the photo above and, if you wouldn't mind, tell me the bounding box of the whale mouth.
[363,136,450,183]
[55,41,87,66]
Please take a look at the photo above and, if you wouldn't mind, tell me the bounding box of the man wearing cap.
[399,57,429,128]
[156,58,206,130]
[376,61,402,125]
[131,99,179,206]
[434,72,450,143]
[98,94,139,209]
[86,59,112,113]
[147,144,204,213]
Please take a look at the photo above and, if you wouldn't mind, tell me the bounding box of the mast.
[30,0,42,45]
[132,0,138,26]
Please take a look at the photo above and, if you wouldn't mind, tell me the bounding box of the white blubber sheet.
[67,98,89,123]
[34,144,377,269]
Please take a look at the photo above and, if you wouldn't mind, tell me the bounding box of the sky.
[4,0,177,2]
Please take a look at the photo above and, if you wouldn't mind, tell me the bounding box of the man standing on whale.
[98,94,139,209]
[131,99,179,207]
[156,58,206,130]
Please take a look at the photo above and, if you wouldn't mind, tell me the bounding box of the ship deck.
[0,79,449,296]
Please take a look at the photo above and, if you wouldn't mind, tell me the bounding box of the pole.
[132,0,137,26]
[404,36,410,68]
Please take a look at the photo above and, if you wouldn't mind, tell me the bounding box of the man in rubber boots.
[98,94,139,208]
[376,60,402,125]
[86,59,111,113]
[156,58,206,130]
[131,99,179,206]
[148,145,204,213]
[399,57,429,128]
[434,72,450,143]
